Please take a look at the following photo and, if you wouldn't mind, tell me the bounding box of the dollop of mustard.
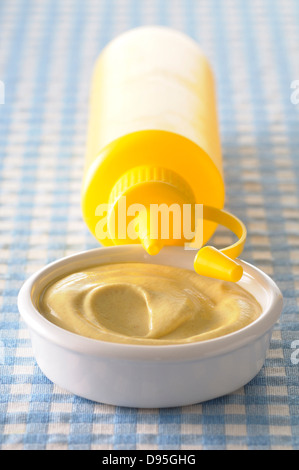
[38,263,262,345]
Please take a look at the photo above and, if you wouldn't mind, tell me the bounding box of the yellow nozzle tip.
[141,238,162,256]
[194,246,243,282]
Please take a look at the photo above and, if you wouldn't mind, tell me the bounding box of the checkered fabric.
[0,0,299,450]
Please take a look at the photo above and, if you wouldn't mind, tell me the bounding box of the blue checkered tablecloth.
[1,0,299,450]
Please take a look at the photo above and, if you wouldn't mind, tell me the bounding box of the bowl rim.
[17,245,283,361]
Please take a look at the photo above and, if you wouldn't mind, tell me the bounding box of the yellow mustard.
[38,263,262,345]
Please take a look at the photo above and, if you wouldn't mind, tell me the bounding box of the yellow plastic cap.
[193,205,247,282]
[107,165,196,253]
[194,246,243,282]
[106,166,247,283]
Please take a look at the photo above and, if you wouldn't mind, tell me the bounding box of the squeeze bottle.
[82,26,246,282]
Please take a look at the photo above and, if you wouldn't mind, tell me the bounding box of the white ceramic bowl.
[18,246,283,408]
